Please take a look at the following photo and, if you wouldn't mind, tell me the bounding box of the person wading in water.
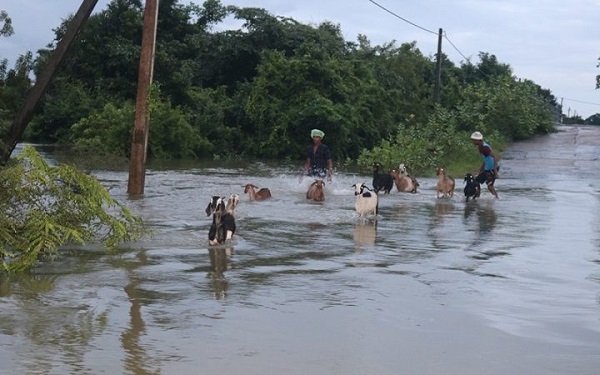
[302,129,333,182]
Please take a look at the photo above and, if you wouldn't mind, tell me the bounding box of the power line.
[367,0,599,115]
[442,33,470,62]
[366,1,472,63]
[367,0,437,35]
[561,97,600,107]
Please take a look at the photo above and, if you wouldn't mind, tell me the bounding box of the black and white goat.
[205,196,236,245]
[372,162,393,194]
[353,182,379,217]
[463,173,480,201]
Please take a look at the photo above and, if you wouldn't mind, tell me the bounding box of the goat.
[242,183,272,201]
[353,182,378,217]
[306,179,325,201]
[390,163,419,193]
[225,193,240,215]
[205,195,222,216]
[436,167,455,199]
[371,163,393,194]
[206,196,236,245]
[398,163,420,192]
[463,173,480,201]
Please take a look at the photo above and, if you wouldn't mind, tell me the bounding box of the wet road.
[1,125,599,374]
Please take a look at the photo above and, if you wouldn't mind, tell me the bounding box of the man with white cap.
[470,131,499,198]
[302,128,333,182]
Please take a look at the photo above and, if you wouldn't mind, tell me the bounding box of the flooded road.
[1,125,599,374]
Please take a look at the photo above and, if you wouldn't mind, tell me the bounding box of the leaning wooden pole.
[127,0,159,195]
[433,28,443,104]
[0,0,98,165]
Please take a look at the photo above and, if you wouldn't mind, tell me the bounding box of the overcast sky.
[1,0,599,118]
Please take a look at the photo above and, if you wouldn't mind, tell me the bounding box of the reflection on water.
[432,200,455,224]
[0,270,110,374]
[463,200,498,234]
[208,247,232,299]
[353,221,377,247]
[3,128,600,375]
[121,251,160,375]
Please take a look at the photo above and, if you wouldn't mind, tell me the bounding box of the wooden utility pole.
[433,28,443,104]
[0,0,98,165]
[127,0,159,195]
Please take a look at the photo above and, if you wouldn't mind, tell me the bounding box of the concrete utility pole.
[127,0,159,195]
[433,28,443,104]
[0,0,98,165]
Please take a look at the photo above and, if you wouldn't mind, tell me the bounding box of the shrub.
[0,146,148,272]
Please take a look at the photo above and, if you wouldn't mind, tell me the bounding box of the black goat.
[463,173,480,201]
[206,196,236,245]
[372,163,393,194]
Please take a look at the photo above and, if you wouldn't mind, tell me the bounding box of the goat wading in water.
[353,182,379,217]
[206,196,236,245]
[242,183,272,201]
[436,167,455,199]
[371,163,393,194]
[463,173,480,201]
[306,179,325,201]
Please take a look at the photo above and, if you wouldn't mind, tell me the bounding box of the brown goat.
[306,179,325,201]
[389,167,419,193]
[242,183,272,201]
[436,167,455,199]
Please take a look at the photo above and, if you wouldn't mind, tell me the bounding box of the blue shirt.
[478,141,495,171]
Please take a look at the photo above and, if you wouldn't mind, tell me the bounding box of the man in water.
[303,129,333,182]
[470,131,499,198]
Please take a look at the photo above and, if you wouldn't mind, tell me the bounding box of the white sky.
[1,0,599,118]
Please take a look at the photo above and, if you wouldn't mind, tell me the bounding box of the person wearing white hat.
[302,129,333,181]
[470,131,499,198]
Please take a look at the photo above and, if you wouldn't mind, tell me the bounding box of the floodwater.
[1,125,599,375]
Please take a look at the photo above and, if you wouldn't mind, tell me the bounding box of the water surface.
[1,125,599,374]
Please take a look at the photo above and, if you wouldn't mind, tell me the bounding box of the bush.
[358,107,480,175]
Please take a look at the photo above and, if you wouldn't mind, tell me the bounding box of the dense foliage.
[0,146,147,272]
[0,0,562,170]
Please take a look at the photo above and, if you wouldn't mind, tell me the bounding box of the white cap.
[470,131,483,140]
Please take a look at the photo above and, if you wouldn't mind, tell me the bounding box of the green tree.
[0,146,147,272]
[1,53,34,126]
[0,10,13,37]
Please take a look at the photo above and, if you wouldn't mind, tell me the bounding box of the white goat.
[353,182,378,217]
[242,183,272,201]
[436,167,455,199]
[225,193,240,215]
[306,179,325,201]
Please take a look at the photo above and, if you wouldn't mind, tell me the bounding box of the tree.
[0,10,14,37]
[0,146,147,272]
[584,113,600,125]
[596,55,600,89]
